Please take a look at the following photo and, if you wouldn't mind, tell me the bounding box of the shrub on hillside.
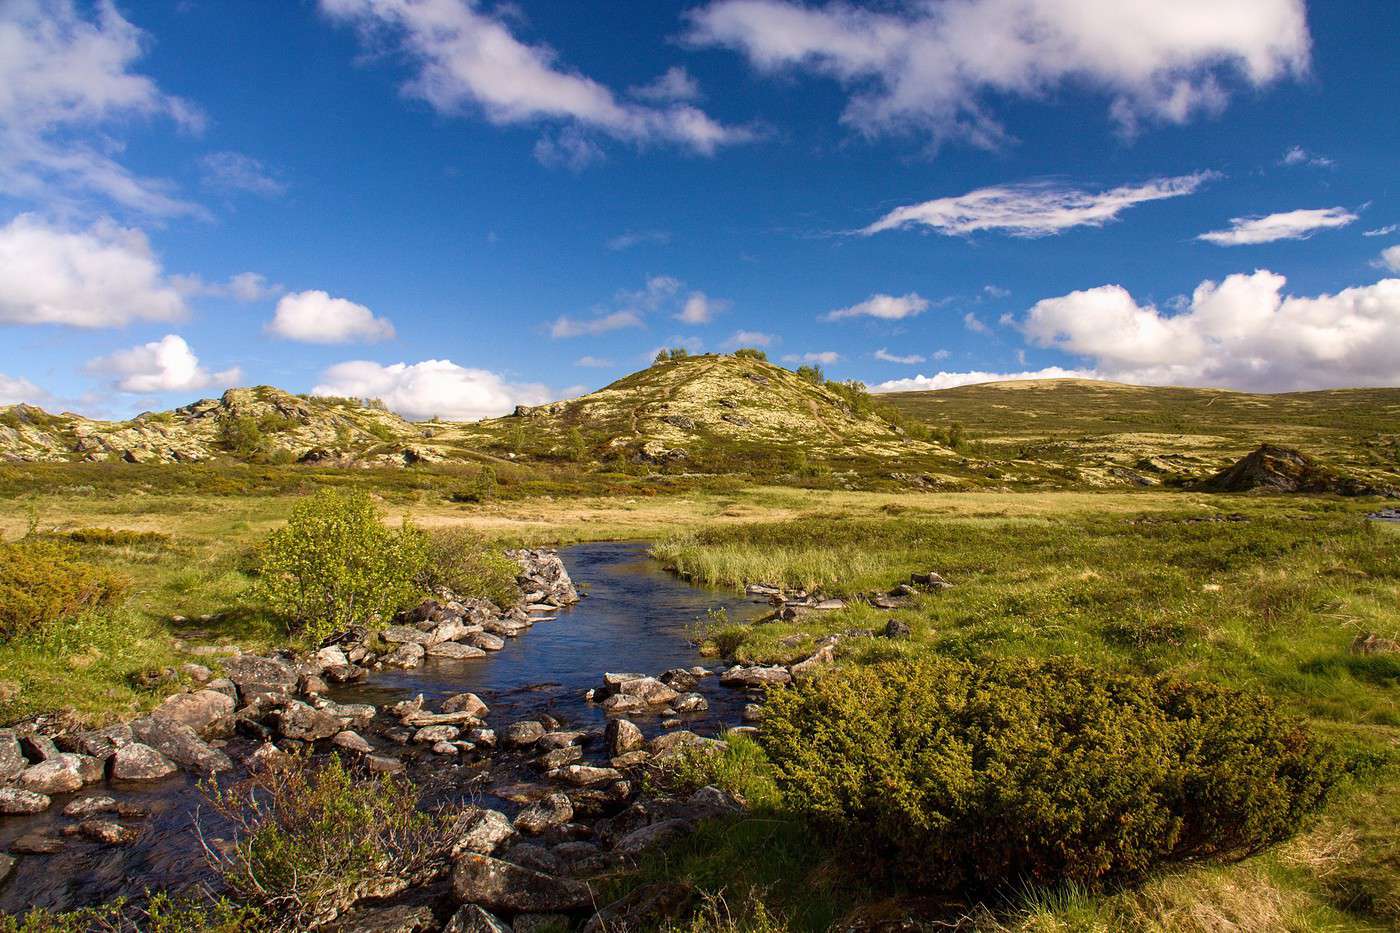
[759,657,1342,892]
[0,539,128,640]
[204,753,460,930]
[256,489,425,642]
[416,526,518,608]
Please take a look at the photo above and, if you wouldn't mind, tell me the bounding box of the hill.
[882,378,1400,489]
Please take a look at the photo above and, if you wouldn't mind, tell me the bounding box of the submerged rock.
[0,787,51,814]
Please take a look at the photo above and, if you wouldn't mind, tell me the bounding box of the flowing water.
[0,541,764,915]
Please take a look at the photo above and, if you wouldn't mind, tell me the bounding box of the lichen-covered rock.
[0,787,51,814]
[513,793,574,834]
[450,854,591,913]
[111,742,178,781]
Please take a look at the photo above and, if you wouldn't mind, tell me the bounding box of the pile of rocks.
[749,570,952,622]
[584,669,712,727]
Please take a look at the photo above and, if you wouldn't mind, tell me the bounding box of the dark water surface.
[0,541,764,915]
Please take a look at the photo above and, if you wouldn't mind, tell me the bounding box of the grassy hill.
[883,379,1400,490]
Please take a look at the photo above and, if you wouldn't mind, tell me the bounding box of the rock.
[441,692,489,717]
[1198,444,1394,497]
[11,833,64,855]
[600,694,647,714]
[672,693,708,713]
[550,764,623,786]
[16,756,84,794]
[0,731,25,780]
[59,724,132,761]
[325,701,376,729]
[21,733,61,761]
[742,704,764,723]
[450,854,591,913]
[788,644,836,682]
[442,905,511,933]
[582,882,696,933]
[659,668,699,691]
[537,731,586,750]
[718,665,792,689]
[78,820,138,845]
[883,619,912,639]
[275,701,342,741]
[615,818,693,855]
[300,674,330,695]
[323,663,368,684]
[451,808,516,856]
[332,730,374,754]
[401,709,482,728]
[1351,632,1400,655]
[601,671,646,687]
[385,643,425,668]
[328,903,438,933]
[504,721,546,748]
[63,796,117,818]
[221,655,298,703]
[433,741,459,755]
[414,725,460,744]
[514,793,574,834]
[467,727,497,748]
[614,676,680,706]
[152,689,235,735]
[366,754,405,774]
[0,854,13,885]
[606,719,644,757]
[535,746,583,771]
[314,645,349,668]
[465,632,506,652]
[245,742,290,772]
[427,642,487,660]
[610,750,650,769]
[129,717,232,772]
[910,571,952,589]
[0,787,51,814]
[111,742,178,781]
[503,842,563,876]
[381,625,432,645]
[513,914,572,933]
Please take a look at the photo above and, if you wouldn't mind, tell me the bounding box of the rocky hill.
[0,386,430,466]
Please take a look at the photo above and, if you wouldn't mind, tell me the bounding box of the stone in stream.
[0,787,51,814]
[672,693,709,713]
[415,725,460,744]
[21,733,61,762]
[610,750,650,769]
[600,694,647,715]
[441,692,489,717]
[63,796,117,818]
[537,731,585,750]
[503,720,546,748]
[534,746,583,771]
[332,730,373,754]
[0,732,25,781]
[451,854,592,913]
[220,655,298,703]
[513,793,574,834]
[464,632,506,652]
[718,665,792,689]
[322,663,367,684]
[442,905,512,933]
[427,642,487,660]
[451,808,516,856]
[77,820,139,845]
[274,701,342,741]
[401,710,482,728]
[658,668,699,691]
[322,700,375,729]
[466,728,496,748]
[16,756,85,794]
[151,689,235,735]
[549,764,623,786]
[615,676,680,706]
[11,833,64,855]
[111,742,178,781]
[0,854,13,885]
[432,741,459,755]
[129,717,232,773]
[606,718,644,756]
[384,643,425,668]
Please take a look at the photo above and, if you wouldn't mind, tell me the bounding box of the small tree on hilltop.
[734,347,768,361]
[796,364,824,385]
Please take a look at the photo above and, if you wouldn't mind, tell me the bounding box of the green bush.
[1,893,262,932]
[255,489,426,643]
[416,526,518,608]
[205,753,460,930]
[759,657,1342,892]
[0,539,128,639]
[61,527,170,547]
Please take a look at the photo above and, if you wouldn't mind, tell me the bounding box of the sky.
[1,0,1397,421]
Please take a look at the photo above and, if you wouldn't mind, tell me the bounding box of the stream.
[0,541,764,915]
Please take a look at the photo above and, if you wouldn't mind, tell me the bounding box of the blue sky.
[1,0,1397,420]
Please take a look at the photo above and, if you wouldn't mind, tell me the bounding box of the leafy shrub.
[759,657,1342,892]
[0,539,128,639]
[218,415,265,457]
[61,527,170,547]
[204,753,461,930]
[733,348,767,361]
[416,526,518,607]
[1,894,262,932]
[255,489,426,643]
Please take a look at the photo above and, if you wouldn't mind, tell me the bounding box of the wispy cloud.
[781,351,839,364]
[874,348,925,364]
[1281,145,1334,168]
[1197,207,1357,245]
[200,151,287,197]
[824,292,930,321]
[607,230,672,251]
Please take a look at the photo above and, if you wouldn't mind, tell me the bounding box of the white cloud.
[964,312,990,334]
[872,367,1097,392]
[1281,145,1333,168]
[677,291,729,324]
[575,355,613,368]
[1018,271,1400,391]
[782,351,839,364]
[630,67,703,103]
[607,230,671,251]
[687,0,1308,146]
[0,0,204,216]
[1375,246,1400,274]
[199,151,286,197]
[174,271,284,303]
[864,174,1211,237]
[268,290,395,344]
[874,348,924,364]
[0,372,51,407]
[321,0,752,158]
[550,310,643,339]
[313,358,552,421]
[533,128,606,171]
[982,284,1010,299]
[1364,225,1397,238]
[824,292,930,321]
[0,213,186,327]
[89,334,240,394]
[1197,207,1358,246]
[726,329,775,347]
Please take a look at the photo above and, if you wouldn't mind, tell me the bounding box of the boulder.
[20,733,60,761]
[537,731,586,750]
[63,796,117,818]
[111,742,178,781]
[414,725,460,744]
[381,625,432,645]
[600,694,647,715]
[0,731,24,781]
[275,701,342,741]
[450,854,592,913]
[16,755,84,794]
[882,619,911,639]
[59,724,134,761]
[513,793,574,834]
[719,665,792,689]
[672,693,709,713]
[332,730,374,754]
[0,787,50,814]
[535,746,583,771]
[129,717,232,772]
[441,692,489,717]
[384,643,425,668]
[605,719,644,757]
[503,720,546,748]
[451,808,516,857]
[550,765,623,786]
[152,689,235,735]
[442,905,511,933]
[221,655,298,703]
[426,642,487,660]
[464,632,505,652]
[77,820,138,845]
[615,818,693,855]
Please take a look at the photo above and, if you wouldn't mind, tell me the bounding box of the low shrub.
[415,526,518,608]
[255,489,426,643]
[0,539,128,639]
[1,893,262,932]
[61,527,170,547]
[204,753,461,930]
[759,657,1343,892]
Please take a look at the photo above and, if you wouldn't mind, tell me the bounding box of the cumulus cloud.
[863,174,1211,237]
[88,334,240,394]
[824,292,930,321]
[174,271,284,303]
[267,290,396,343]
[0,0,204,216]
[964,313,990,334]
[1281,145,1333,168]
[677,291,729,324]
[199,151,287,197]
[0,372,52,407]
[629,67,703,103]
[320,0,752,159]
[687,0,1308,146]
[782,351,839,364]
[725,329,775,347]
[874,348,925,364]
[872,366,1096,392]
[1375,246,1400,273]
[1018,271,1400,391]
[313,358,552,421]
[0,213,186,327]
[1197,207,1358,245]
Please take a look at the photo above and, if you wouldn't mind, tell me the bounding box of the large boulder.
[152,689,235,735]
[275,701,342,741]
[451,808,516,857]
[111,742,178,781]
[221,655,298,703]
[0,731,24,781]
[16,755,85,794]
[450,854,592,913]
[1197,444,1396,497]
[513,793,574,834]
[129,717,232,772]
[605,719,644,757]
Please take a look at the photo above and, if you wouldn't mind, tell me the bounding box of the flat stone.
[426,642,487,660]
[719,665,792,689]
[332,730,373,754]
[450,854,592,913]
[401,710,482,728]
[503,720,546,747]
[0,787,51,814]
[327,903,438,933]
[414,725,460,744]
[129,717,232,773]
[220,655,297,702]
[550,764,623,786]
[111,742,178,781]
[63,796,118,818]
[381,625,432,645]
[610,750,651,769]
[16,756,84,794]
[535,745,583,771]
[441,692,489,717]
[152,689,235,735]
